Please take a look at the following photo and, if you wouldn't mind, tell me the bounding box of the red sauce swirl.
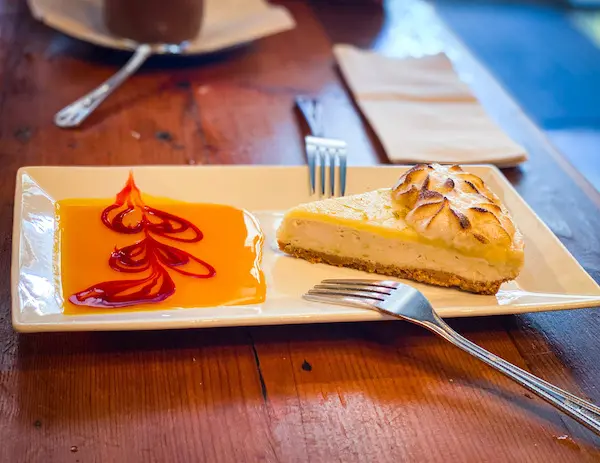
[69,172,215,308]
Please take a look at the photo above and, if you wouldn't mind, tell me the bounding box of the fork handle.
[425,317,600,436]
[54,44,152,128]
[295,97,324,137]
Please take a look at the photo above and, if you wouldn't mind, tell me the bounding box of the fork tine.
[329,150,336,197]
[319,151,327,196]
[314,283,393,295]
[303,294,378,310]
[339,152,347,196]
[307,143,316,194]
[321,279,400,289]
[307,288,386,301]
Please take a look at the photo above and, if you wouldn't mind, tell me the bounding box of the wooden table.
[2,1,600,461]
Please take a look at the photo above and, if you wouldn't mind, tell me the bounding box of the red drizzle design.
[69,172,216,308]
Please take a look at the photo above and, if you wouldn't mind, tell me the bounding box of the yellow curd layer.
[284,189,521,265]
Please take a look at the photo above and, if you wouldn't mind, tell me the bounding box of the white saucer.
[27,0,296,54]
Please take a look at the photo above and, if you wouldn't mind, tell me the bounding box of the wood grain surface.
[1,0,600,462]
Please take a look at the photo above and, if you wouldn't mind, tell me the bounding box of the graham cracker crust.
[278,241,504,295]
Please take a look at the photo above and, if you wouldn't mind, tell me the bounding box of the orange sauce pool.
[56,175,265,314]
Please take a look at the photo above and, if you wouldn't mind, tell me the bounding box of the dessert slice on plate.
[277,164,524,295]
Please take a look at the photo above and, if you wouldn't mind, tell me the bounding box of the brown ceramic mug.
[104,0,204,44]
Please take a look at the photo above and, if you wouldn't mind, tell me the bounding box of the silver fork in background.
[295,97,347,197]
[305,279,600,436]
[55,42,188,129]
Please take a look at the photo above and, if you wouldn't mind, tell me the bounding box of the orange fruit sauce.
[56,172,266,314]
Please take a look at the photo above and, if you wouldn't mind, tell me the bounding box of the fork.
[55,42,188,128]
[295,97,348,197]
[305,279,600,436]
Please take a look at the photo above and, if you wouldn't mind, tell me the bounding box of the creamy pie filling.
[278,219,521,283]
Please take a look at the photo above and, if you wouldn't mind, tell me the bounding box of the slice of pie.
[277,164,524,295]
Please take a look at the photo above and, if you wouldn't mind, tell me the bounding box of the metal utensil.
[305,279,600,436]
[54,42,187,129]
[295,97,347,197]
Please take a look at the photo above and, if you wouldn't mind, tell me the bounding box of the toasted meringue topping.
[392,164,522,253]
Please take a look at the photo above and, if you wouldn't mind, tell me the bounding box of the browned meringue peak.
[391,163,520,251]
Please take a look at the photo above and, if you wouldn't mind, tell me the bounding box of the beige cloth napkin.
[334,45,527,166]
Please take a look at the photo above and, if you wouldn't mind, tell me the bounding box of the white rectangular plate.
[12,165,600,332]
